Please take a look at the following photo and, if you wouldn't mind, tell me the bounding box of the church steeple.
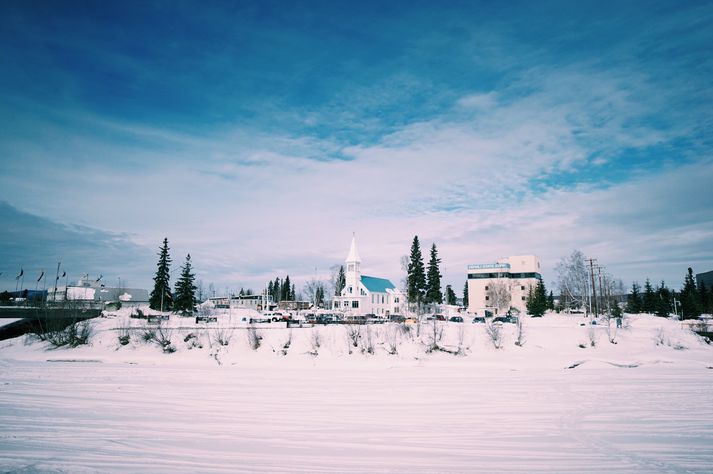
[344,234,361,296]
[346,233,361,264]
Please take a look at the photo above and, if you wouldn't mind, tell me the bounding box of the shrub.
[247,326,262,350]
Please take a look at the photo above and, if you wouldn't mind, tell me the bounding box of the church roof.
[361,275,395,293]
[346,234,361,263]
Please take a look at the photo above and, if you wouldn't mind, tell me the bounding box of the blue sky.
[1,0,712,294]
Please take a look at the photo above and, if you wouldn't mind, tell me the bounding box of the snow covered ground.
[1,312,712,473]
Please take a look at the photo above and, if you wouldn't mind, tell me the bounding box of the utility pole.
[597,265,604,313]
[587,258,598,317]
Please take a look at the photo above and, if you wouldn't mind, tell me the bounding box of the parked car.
[472,316,486,323]
[434,314,446,321]
[449,316,464,323]
[404,318,417,324]
[389,314,406,323]
[493,316,513,324]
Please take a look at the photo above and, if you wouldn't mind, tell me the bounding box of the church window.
[352,301,359,308]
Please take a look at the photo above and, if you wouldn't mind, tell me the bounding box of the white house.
[466,255,541,315]
[333,236,405,316]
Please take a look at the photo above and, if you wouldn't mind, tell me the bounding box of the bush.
[35,318,93,348]
[247,326,262,350]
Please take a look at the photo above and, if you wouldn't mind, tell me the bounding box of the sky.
[0,0,712,295]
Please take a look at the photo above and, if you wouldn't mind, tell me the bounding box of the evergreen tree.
[424,243,443,305]
[267,281,274,301]
[526,280,548,317]
[680,267,701,319]
[291,283,296,300]
[273,277,281,302]
[445,285,457,305]
[463,281,469,308]
[315,285,322,306]
[149,238,173,311]
[697,280,711,315]
[655,281,671,318]
[642,278,656,314]
[547,290,555,311]
[335,265,346,296]
[406,236,427,306]
[281,276,291,301]
[173,254,197,313]
[611,300,623,318]
[626,282,642,314]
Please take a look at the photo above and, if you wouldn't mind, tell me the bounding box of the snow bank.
[1,310,710,371]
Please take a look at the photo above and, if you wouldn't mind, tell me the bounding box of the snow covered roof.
[360,275,395,293]
[346,235,361,263]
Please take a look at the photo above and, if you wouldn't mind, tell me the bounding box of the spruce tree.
[680,267,701,319]
[335,265,346,296]
[697,280,710,315]
[642,278,656,314]
[445,285,457,305]
[273,277,281,302]
[527,280,548,317]
[282,276,291,301]
[655,281,671,318]
[463,281,469,308]
[425,243,443,305]
[406,236,426,307]
[267,281,274,301]
[149,238,173,311]
[547,290,555,311]
[291,283,296,300]
[626,282,642,314]
[173,254,197,313]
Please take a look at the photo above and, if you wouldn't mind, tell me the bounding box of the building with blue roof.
[333,235,404,316]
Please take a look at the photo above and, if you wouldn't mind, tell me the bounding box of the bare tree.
[556,250,590,312]
[303,278,326,308]
[486,278,511,315]
[425,321,444,352]
[345,324,361,351]
[485,320,503,349]
[309,328,322,356]
[514,316,525,347]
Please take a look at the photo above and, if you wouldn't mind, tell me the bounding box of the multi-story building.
[333,235,405,316]
[466,255,542,315]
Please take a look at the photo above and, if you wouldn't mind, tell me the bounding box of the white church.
[333,236,405,317]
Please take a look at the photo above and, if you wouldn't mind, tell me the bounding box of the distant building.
[466,255,542,315]
[47,276,148,306]
[209,294,272,310]
[333,236,405,316]
[697,270,713,290]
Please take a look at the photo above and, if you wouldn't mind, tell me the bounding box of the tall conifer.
[425,243,443,305]
[149,238,173,311]
[406,236,426,306]
[174,254,197,313]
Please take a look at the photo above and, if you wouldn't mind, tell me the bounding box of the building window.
[485,296,490,301]
[485,286,489,291]
[352,301,359,308]
[521,286,525,290]
[522,296,526,300]
[395,297,399,303]
[348,286,352,294]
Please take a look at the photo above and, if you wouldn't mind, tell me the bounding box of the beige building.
[466,255,541,315]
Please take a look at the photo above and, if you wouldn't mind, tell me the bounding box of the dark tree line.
[267,276,296,303]
[626,267,711,319]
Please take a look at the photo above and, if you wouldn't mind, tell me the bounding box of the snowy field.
[1,313,713,473]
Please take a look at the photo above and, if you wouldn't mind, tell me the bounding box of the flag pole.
[53,260,61,303]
